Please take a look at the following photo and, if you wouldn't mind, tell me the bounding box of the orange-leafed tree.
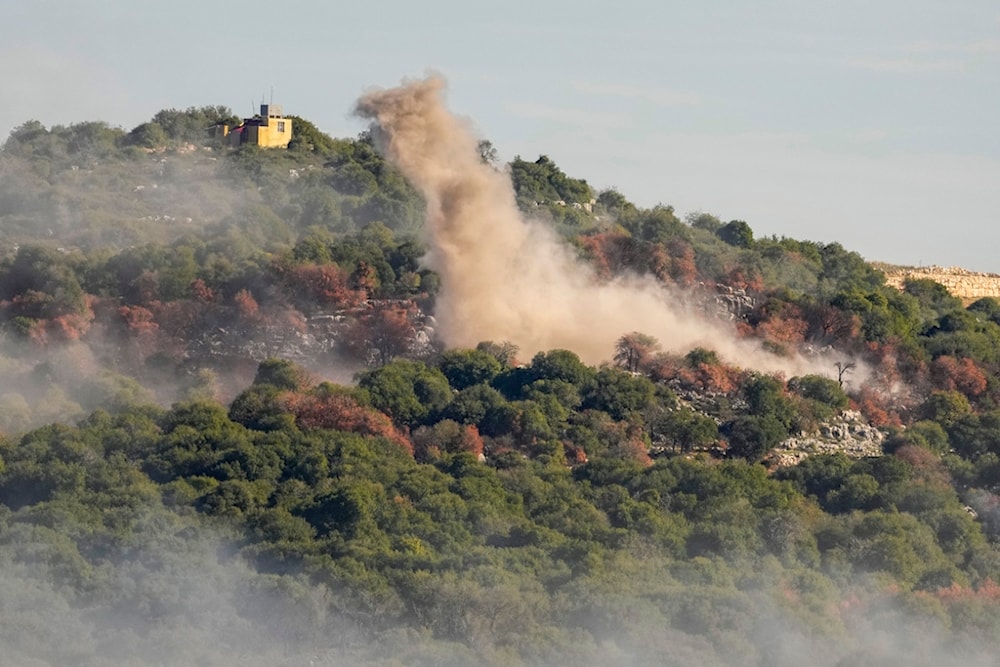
[752,298,809,348]
[234,288,260,322]
[930,355,988,400]
[282,384,413,455]
[118,304,159,336]
[664,237,698,286]
[190,278,216,304]
[648,347,739,395]
[285,263,364,308]
[853,384,899,428]
[803,302,861,345]
[411,420,485,461]
[343,301,419,367]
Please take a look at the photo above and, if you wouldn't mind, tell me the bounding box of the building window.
[277,121,286,133]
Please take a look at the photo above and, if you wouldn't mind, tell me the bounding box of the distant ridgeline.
[877,263,1000,303]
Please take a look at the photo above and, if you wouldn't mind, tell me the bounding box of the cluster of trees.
[4,105,1000,662]
[2,354,1000,664]
[4,105,1000,464]
[509,155,595,231]
[0,109,424,249]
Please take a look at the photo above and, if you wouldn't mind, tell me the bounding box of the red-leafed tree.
[234,288,260,322]
[411,420,485,461]
[648,348,739,395]
[605,420,654,466]
[118,304,159,336]
[937,579,1000,604]
[752,299,808,348]
[930,355,988,400]
[853,384,899,428]
[757,315,808,348]
[893,444,951,487]
[803,302,861,345]
[8,289,54,320]
[135,270,160,305]
[664,237,697,286]
[115,303,162,364]
[564,443,589,465]
[343,301,419,366]
[282,385,413,455]
[459,424,485,459]
[150,299,201,344]
[722,266,763,293]
[578,232,676,283]
[43,312,94,342]
[191,278,216,304]
[577,233,614,279]
[286,263,364,308]
[350,260,379,296]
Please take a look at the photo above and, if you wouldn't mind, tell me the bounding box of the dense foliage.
[3,108,1000,665]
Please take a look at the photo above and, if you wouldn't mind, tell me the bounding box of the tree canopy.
[1,102,1000,665]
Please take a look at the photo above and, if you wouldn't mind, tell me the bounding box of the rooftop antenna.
[270,86,274,106]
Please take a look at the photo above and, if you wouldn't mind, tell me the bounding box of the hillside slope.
[2,98,1000,665]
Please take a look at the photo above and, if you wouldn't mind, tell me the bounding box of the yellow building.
[222,104,292,148]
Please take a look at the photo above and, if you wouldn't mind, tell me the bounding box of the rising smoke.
[355,76,838,377]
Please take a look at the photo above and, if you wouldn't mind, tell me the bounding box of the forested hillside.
[3,105,1000,666]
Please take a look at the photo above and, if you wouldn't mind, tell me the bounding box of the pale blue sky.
[2,1,998,271]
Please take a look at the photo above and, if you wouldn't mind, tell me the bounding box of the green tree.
[476,340,519,367]
[287,115,339,154]
[253,358,313,391]
[528,349,595,388]
[654,409,719,453]
[717,220,754,248]
[686,211,724,233]
[788,375,848,410]
[596,187,634,218]
[357,360,452,426]
[443,384,509,433]
[922,390,972,430]
[509,155,592,208]
[725,415,786,462]
[633,205,687,245]
[904,278,963,324]
[742,374,796,433]
[151,105,237,145]
[438,348,503,391]
[581,366,656,421]
[124,121,168,149]
[0,245,89,318]
[477,139,499,166]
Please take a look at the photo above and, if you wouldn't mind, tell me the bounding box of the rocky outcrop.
[767,410,884,468]
[188,300,436,365]
[879,264,1000,302]
[713,284,755,320]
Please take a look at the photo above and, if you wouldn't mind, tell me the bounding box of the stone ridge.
[876,263,1000,302]
[767,410,885,468]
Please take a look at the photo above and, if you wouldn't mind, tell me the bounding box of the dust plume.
[355,76,836,376]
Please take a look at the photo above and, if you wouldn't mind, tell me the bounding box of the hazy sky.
[2,1,998,271]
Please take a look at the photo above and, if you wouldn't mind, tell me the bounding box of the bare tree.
[835,361,856,388]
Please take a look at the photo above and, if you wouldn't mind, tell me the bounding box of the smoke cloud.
[355,76,835,377]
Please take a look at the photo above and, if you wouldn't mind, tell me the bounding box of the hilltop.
[3,95,1000,665]
[878,262,1000,303]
